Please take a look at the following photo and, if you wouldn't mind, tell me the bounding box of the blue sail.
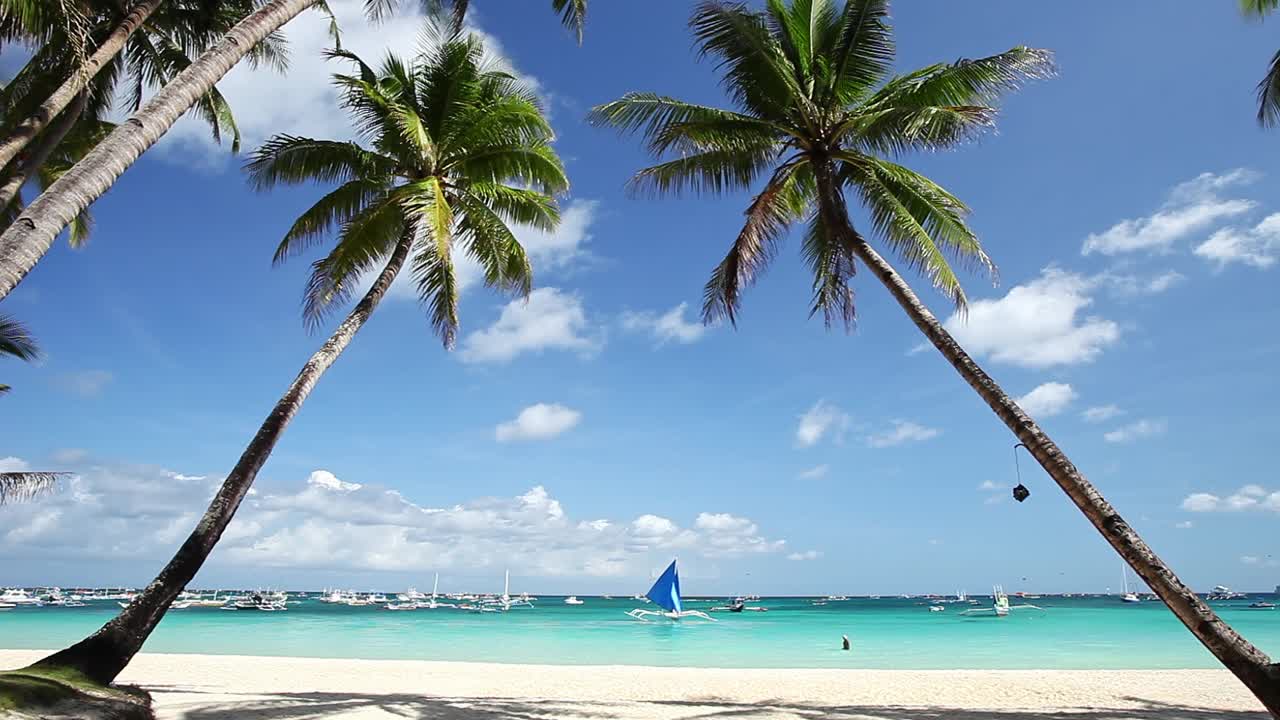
[646,560,683,613]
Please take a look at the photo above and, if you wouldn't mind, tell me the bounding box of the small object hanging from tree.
[1011,443,1031,503]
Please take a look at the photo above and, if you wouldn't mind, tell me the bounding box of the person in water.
[842,635,851,651]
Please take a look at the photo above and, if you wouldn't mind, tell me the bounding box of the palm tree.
[591,0,1280,713]
[0,0,286,216]
[31,24,567,685]
[1242,0,1280,126]
[0,0,586,304]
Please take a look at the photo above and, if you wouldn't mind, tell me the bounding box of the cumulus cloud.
[865,420,939,448]
[943,268,1119,368]
[620,302,708,346]
[495,403,582,442]
[795,401,849,448]
[1016,382,1077,418]
[1082,169,1258,256]
[0,457,30,473]
[1103,418,1167,444]
[459,287,602,364]
[0,463,787,577]
[787,550,822,561]
[797,464,829,480]
[158,0,542,161]
[54,370,113,397]
[1175,521,1193,529]
[1081,405,1123,423]
[1181,485,1280,513]
[1095,269,1186,297]
[1195,212,1280,269]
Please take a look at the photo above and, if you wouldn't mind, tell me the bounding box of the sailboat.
[626,560,714,622]
[1121,565,1142,603]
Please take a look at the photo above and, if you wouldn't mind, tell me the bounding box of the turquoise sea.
[3,595,1278,669]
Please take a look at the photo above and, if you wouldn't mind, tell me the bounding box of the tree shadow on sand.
[149,687,1269,720]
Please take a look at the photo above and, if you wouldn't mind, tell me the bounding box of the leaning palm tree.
[591,0,1280,713]
[31,23,567,685]
[0,0,586,304]
[1242,0,1280,126]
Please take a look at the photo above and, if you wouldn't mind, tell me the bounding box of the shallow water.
[2,595,1278,669]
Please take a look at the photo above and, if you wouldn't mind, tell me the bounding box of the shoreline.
[1,650,1269,719]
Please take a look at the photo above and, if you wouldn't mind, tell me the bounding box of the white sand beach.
[0,649,1270,719]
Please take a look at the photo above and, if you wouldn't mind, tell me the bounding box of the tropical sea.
[2,595,1278,670]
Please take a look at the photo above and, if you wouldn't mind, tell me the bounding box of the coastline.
[1,650,1269,719]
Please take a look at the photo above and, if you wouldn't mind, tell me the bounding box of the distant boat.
[960,585,1041,617]
[0,589,42,606]
[626,560,714,622]
[1247,601,1275,610]
[1121,565,1141,604]
[564,596,584,605]
[929,605,945,612]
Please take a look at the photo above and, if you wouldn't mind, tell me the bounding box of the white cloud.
[787,550,822,561]
[978,480,1006,491]
[495,403,582,442]
[0,457,30,473]
[797,464,830,480]
[1081,405,1124,423]
[1180,486,1280,513]
[1095,269,1186,297]
[158,1,541,161]
[943,268,1119,368]
[794,401,849,448]
[51,448,88,464]
[54,370,113,397]
[1016,382,1077,417]
[620,302,708,346]
[1241,555,1260,565]
[866,420,939,448]
[0,463,787,576]
[459,287,602,364]
[1175,521,1193,529]
[1082,169,1258,256]
[1103,418,1167,444]
[1194,212,1280,269]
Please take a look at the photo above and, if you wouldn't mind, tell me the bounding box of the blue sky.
[2,1,1279,596]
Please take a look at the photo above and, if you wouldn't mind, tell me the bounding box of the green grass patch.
[0,665,149,717]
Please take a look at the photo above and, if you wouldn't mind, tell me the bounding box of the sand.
[0,649,1270,719]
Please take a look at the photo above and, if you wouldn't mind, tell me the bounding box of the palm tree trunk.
[0,93,89,215]
[32,231,413,685]
[812,166,1280,715]
[0,0,317,303]
[0,0,166,173]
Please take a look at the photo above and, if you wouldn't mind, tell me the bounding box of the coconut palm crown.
[590,0,1053,329]
[246,24,568,345]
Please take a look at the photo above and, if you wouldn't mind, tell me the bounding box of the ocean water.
[2,595,1278,669]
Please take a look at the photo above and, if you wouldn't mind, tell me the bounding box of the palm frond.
[1242,0,1280,18]
[410,227,461,349]
[800,208,858,330]
[690,1,804,120]
[0,314,39,361]
[462,182,559,231]
[703,158,812,325]
[1258,50,1280,127]
[245,136,395,190]
[455,193,536,295]
[839,152,982,308]
[551,0,587,43]
[0,472,66,504]
[302,200,404,329]
[628,145,779,198]
[823,0,893,104]
[273,180,390,265]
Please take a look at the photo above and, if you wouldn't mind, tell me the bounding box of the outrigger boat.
[959,585,1041,617]
[626,560,714,622]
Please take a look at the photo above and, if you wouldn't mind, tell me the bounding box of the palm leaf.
[0,472,66,504]
[800,208,858,330]
[0,314,39,361]
[1258,50,1280,127]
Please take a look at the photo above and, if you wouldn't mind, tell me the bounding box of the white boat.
[223,593,287,611]
[960,585,1041,617]
[929,605,945,612]
[0,602,13,610]
[0,589,42,606]
[626,560,714,622]
[1121,564,1141,603]
[564,595,584,605]
[825,595,849,601]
